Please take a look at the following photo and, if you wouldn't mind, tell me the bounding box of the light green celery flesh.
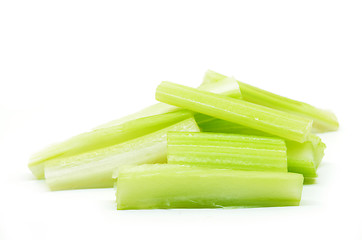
[202,69,228,83]
[167,132,287,172]
[203,70,339,133]
[285,141,317,178]
[156,81,313,143]
[95,77,242,129]
[196,116,324,177]
[116,164,304,209]
[28,110,193,179]
[44,118,200,190]
[307,134,326,168]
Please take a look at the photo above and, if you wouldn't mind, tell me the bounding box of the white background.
[0,1,361,239]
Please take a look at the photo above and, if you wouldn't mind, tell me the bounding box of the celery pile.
[29,70,338,210]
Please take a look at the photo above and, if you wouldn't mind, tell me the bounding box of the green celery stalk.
[203,70,339,133]
[167,132,287,172]
[115,164,304,209]
[95,77,242,129]
[29,110,192,179]
[156,81,313,143]
[195,115,325,177]
[44,118,200,190]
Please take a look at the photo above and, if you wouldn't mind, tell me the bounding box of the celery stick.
[95,77,242,129]
[167,132,287,172]
[203,70,339,133]
[116,164,304,209]
[195,115,325,177]
[29,111,192,179]
[156,81,313,143]
[44,118,199,190]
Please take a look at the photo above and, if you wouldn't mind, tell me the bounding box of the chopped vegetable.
[203,70,339,133]
[28,68,337,210]
[195,115,325,177]
[115,164,304,209]
[167,132,288,172]
[29,110,193,179]
[156,81,313,143]
[44,118,200,190]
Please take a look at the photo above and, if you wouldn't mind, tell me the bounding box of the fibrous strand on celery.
[167,132,287,172]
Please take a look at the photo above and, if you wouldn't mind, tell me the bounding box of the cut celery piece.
[29,110,192,179]
[195,115,325,177]
[116,164,304,209]
[44,118,200,190]
[156,81,313,143]
[203,70,339,133]
[95,77,242,129]
[167,132,287,172]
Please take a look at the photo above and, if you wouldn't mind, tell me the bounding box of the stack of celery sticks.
[29,70,338,210]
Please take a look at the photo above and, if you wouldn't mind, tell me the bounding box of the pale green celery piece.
[29,111,192,179]
[94,77,242,129]
[44,118,200,190]
[195,115,325,177]
[116,164,304,209]
[203,70,339,133]
[156,81,313,143]
[167,132,287,172]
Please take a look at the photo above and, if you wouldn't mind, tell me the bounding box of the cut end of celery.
[202,70,228,84]
[198,77,243,100]
[28,162,45,179]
